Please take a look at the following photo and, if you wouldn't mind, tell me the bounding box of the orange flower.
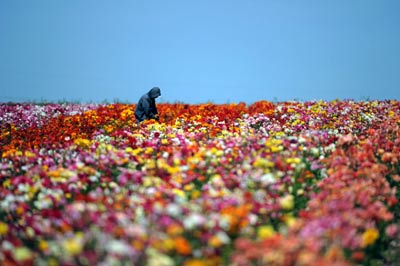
[167,224,184,236]
[351,251,365,261]
[174,236,192,255]
[325,245,345,261]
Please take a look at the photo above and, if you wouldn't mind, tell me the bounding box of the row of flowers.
[1,101,274,154]
[2,99,393,154]
[0,103,101,130]
[0,100,399,266]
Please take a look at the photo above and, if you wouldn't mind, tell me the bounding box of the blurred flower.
[62,232,85,256]
[208,231,230,248]
[13,247,33,262]
[147,248,175,266]
[174,236,192,255]
[257,225,275,239]
[361,228,379,248]
[385,224,398,238]
[280,194,294,210]
[0,221,8,235]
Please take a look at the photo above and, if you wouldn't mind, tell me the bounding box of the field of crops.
[1,100,399,266]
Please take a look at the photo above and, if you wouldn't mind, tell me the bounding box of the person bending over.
[135,87,161,124]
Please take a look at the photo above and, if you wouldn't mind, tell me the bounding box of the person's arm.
[154,104,159,120]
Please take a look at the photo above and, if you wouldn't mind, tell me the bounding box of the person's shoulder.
[139,93,148,100]
[142,93,152,100]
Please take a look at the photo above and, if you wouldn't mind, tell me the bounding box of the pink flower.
[337,134,355,146]
[385,224,398,238]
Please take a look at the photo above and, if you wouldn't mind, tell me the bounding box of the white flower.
[248,213,258,225]
[17,184,28,192]
[106,240,132,256]
[2,240,14,251]
[192,249,202,258]
[146,248,175,266]
[215,231,230,244]
[166,203,181,217]
[260,173,275,185]
[219,215,230,230]
[183,213,205,230]
[146,187,156,195]
[310,147,320,157]
[89,175,98,182]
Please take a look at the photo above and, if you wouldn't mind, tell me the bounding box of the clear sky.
[1,0,399,104]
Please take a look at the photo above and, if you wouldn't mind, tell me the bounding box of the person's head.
[149,87,161,98]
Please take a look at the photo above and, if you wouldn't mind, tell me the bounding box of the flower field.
[1,100,400,266]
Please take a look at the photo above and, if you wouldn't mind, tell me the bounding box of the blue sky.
[1,0,399,104]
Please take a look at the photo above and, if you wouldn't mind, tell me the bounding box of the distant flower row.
[0,100,399,266]
[0,103,101,129]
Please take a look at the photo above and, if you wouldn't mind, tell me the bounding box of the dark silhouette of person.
[135,87,161,124]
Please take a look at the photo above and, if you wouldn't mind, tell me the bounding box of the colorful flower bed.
[0,100,399,266]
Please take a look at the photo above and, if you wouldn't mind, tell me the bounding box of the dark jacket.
[135,87,161,123]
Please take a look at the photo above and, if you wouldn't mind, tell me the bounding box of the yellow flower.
[13,247,33,262]
[191,190,201,199]
[296,189,304,196]
[173,158,181,166]
[143,177,152,187]
[184,183,194,191]
[27,184,39,199]
[257,225,275,239]
[2,179,11,188]
[104,125,114,133]
[280,194,294,210]
[208,235,223,248]
[286,157,301,165]
[0,221,8,235]
[38,240,49,251]
[131,148,143,156]
[253,158,274,169]
[167,224,184,236]
[106,144,114,151]
[47,258,59,266]
[63,232,84,256]
[283,214,296,227]
[121,108,134,120]
[172,189,186,200]
[270,145,283,152]
[265,138,283,153]
[161,237,176,251]
[48,169,61,178]
[24,151,36,158]
[210,147,223,157]
[74,138,91,148]
[145,147,154,155]
[361,228,379,247]
[167,166,181,175]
